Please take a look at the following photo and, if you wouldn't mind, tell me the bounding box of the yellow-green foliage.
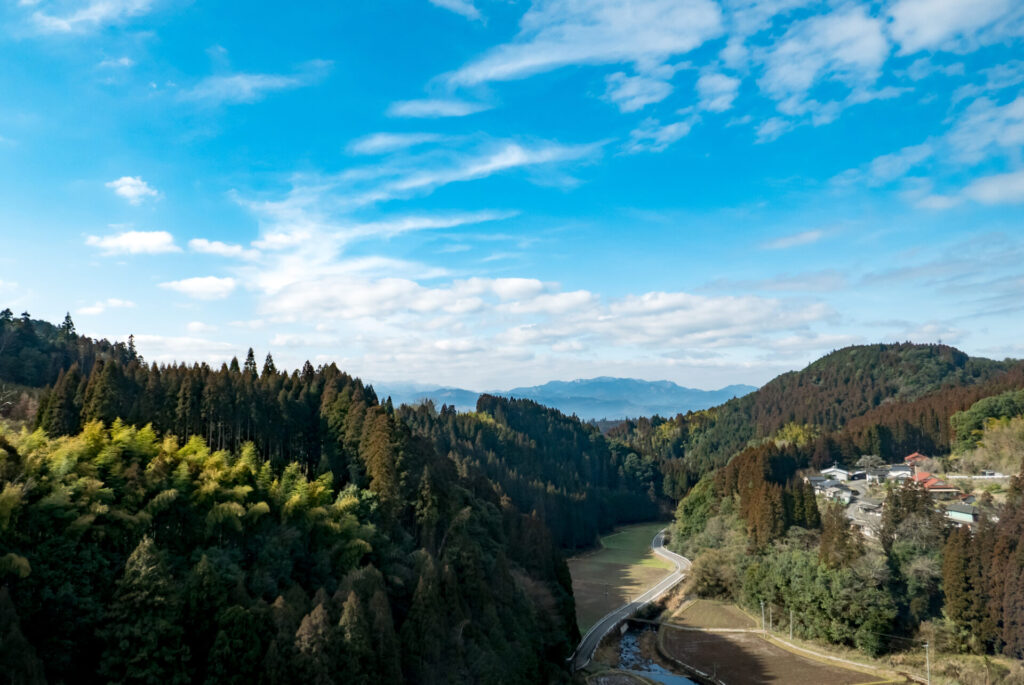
[1,421,376,567]
[955,415,1024,476]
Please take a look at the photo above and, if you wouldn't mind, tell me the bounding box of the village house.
[944,502,977,527]
[804,475,827,488]
[910,471,962,500]
[886,464,913,481]
[905,452,930,467]
[825,483,853,504]
[821,464,850,481]
[866,468,889,484]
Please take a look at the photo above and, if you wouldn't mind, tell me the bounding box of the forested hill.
[1,314,603,684]
[610,343,1023,481]
[399,395,662,549]
[0,309,134,388]
[662,345,1024,664]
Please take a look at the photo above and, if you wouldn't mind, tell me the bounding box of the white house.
[821,464,850,481]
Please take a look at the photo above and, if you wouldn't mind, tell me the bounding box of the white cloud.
[386,99,491,118]
[106,176,159,204]
[946,96,1024,164]
[131,334,240,366]
[98,56,135,68]
[188,238,260,260]
[77,298,135,316]
[762,229,824,249]
[754,116,792,143]
[913,193,962,210]
[866,143,933,185]
[962,170,1024,205]
[30,0,154,33]
[604,66,678,112]
[718,0,814,69]
[86,230,180,255]
[445,0,723,86]
[369,140,601,200]
[626,117,697,153]
[952,60,1024,103]
[160,276,237,300]
[186,321,217,333]
[181,60,332,105]
[757,5,889,126]
[696,71,741,112]
[428,0,480,20]
[833,141,934,187]
[341,211,518,240]
[887,0,1024,55]
[348,132,445,155]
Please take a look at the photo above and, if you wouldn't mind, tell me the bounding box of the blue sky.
[1,0,1023,390]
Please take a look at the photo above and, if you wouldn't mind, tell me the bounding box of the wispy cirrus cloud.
[761,229,824,249]
[444,0,723,86]
[428,0,480,21]
[625,117,698,153]
[28,0,154,34]
[348,132,446,155]
[181,60,333,106]
[386,99,491,118]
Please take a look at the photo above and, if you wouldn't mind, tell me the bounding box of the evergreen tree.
[293,602,334,685]
[400,557,445,684]
[99,536,190,684]
[243,348,257,376]
[58,313,76,340]
[82,361,123,426]
[819,502,857,568]
[39,364,83,436]
[0,587,46,685]
[338,591,373,684]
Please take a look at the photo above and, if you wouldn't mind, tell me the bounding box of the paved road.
[571,528,691,672]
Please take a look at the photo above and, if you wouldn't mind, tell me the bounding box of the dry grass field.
[668,598,757,630]
[568,522,674,632]
[660,626,889,685]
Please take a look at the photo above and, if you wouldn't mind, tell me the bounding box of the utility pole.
[790,608,793,641]
[925,641,931,685]
[769,605,772,632]
[760,600,765,637]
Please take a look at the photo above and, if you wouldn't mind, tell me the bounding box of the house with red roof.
[909,471,961,500]
[904,452,930,465]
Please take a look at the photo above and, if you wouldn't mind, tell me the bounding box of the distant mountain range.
[371,377,758,420]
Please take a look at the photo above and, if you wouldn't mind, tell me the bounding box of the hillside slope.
[610,343,1022,479]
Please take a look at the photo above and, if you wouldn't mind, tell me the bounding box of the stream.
[618,626,697,685]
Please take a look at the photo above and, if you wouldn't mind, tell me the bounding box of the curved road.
[571,528,691,672]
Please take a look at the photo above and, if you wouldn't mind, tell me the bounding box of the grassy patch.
[669,598,758,630]
[569,522,674,632]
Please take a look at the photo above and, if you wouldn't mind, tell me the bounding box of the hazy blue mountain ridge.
[372,377,758,420]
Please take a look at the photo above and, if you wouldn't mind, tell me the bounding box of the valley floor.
[568,522,674,632]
